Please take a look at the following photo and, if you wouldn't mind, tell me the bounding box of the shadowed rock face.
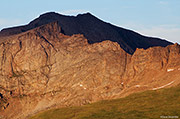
[0,15,179,119]
[0,12,172,54]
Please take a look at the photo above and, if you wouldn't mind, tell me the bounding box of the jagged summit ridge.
[0,12,172,54]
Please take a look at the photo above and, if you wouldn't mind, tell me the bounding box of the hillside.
[29,85,180,119]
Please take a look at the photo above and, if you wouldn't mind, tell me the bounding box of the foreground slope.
[0,12,172,54]
[30,85,180,119]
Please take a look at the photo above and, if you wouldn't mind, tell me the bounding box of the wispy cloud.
[59,9,89,15]
[159,1,168,5]
[119,23,180,44]
[0,19,23,30]
[137,25,180,43]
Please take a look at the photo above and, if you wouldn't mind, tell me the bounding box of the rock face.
[0,12,172,54]
[0,15,179,119]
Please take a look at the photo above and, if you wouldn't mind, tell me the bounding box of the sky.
[0,0,180,43]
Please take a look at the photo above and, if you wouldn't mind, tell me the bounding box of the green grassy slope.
[30,86,180,119]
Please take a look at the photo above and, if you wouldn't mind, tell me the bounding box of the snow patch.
[80,84,83,87]
[167,69,174,72]
[152,81,174,90]
[135,85,140,87]
[84,87,86,90]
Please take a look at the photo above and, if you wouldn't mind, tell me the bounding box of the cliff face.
[0,21,179,119]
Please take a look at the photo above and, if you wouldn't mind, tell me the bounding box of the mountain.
[0,13,179,119]
[0,12,172,54]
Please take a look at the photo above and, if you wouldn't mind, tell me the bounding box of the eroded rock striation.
[0,14,179,119]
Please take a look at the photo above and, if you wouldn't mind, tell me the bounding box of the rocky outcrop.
[0,21,179,119]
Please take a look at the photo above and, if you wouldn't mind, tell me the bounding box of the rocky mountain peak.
[0,12,179,119]
[76,12,94,17]
[0,12,172,54]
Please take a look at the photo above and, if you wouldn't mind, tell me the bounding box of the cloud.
[159,1,168,5]
[119,23,180,44]
[0,19,22,30]
[59,9,89,15]
[137,26,180,44]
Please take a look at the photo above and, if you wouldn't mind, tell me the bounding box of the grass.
[29,86,180,119]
